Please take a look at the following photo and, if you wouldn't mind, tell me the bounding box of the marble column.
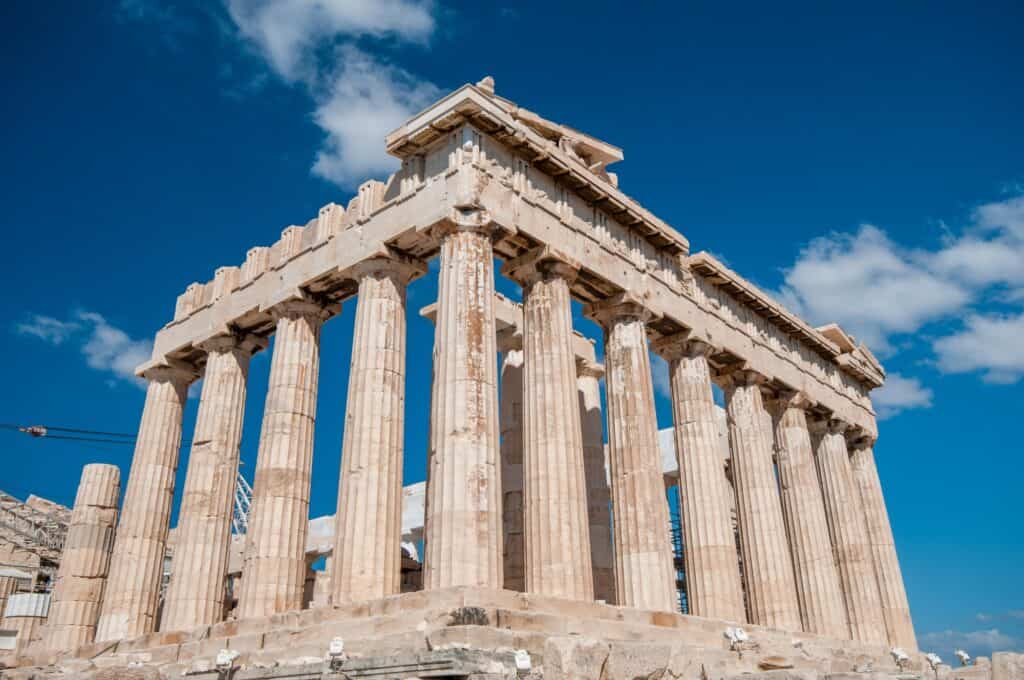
[814,420,887,644]
[770,395,848,639]
[654,337,745,622]
[850,441,917,649]
[498,329,525,593]
[96,363,196,642]
[505,251,593,600]
[237,298,331,619]
[423,219,502,590]
[161,333,263,631]
[332,256,424,604]
[585,295,677,612]
[577,358,615,605]
[721,369,801,631]
[43,464,120,651]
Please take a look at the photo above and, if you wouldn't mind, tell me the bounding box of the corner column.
[161,333,264,631]
[96,362,196,642]
[585,294,677,612]
[814,419,887,644]
[237,297,333,619]
[720,369,801,630]
[332,255,425,604]
[653,336,745,622]
[43,464,120,651]
[423,215,502,590]
[498,328,525,592]
[770,394,848,639]
[504,249,593,601]
[850,439,917,649]
[576,358,615,605]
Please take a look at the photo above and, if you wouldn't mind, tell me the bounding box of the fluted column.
[770,394,848,638]
[850,441,917,649]
[332,256,424,604]
[577,358,615,605]
[505,250,593,600]
[237,297,332,619]
[161,333,263,631]
[423,217,502,590]
[814,420,887,644]
[43,464,120,651]
[498,329,525,592]
[584,294,677,612]
[653,336,744,622]
[721,369,801,630]
[96,363,196,642]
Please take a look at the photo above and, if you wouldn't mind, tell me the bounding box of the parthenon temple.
[8,78,1018,680]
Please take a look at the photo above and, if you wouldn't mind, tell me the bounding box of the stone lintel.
[583,291,658,328]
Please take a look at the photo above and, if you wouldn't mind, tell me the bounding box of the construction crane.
[0,489,70,588]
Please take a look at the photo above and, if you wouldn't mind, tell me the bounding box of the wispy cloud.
[15,311,152,388]
[776,193,1024,410]
[872,372,934,419]
[223,0,441,186]
[919,628,1020,660]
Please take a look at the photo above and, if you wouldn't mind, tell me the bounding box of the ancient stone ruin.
[5,78,1021,680]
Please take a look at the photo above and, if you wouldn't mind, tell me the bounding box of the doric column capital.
[716,366,769,391]
[575,357,605,380]
[583,291,658,328]
[650,331,715,360]
[501,245,581,288]
[138,359,200,385]
[808,416,850,436]
[344,249,428,287]
[195,331,267,357]
[765,389,816,414]
[431,205,497,240]
[846,427,876,451]
[264,293,340,322]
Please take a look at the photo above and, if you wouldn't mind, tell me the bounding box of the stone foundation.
[9,588,1022,680]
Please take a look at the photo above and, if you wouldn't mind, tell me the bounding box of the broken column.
[504,248,593,601]
[42,464,120,651]
[96,362,197,642]
[654,336,745,622]
[850,440,917,649]
[721,369,801,631]
[238,297,332,619]
[771,394,848,639]
[422,215,502,590]
[577,357,615,605]
[585,294,677,612]
[814,419,887,644]
[332,255,424,604]
[161,333,264,632]
[498,328,525,593]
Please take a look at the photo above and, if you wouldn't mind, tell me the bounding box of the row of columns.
[79,217,913,654]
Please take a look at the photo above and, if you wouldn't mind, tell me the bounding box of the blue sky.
[2,0,1021,662]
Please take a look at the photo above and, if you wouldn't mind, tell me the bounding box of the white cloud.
[223,0,440,186]
[76,312,153,384]
[871,372,934,419]
[777,225,969,353]
[934,313,1024,384]
[15,315,80,345]
[15,310,152,388]
[224,0,435,82]
[919,628,1019,658]
[311,47,440,185]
